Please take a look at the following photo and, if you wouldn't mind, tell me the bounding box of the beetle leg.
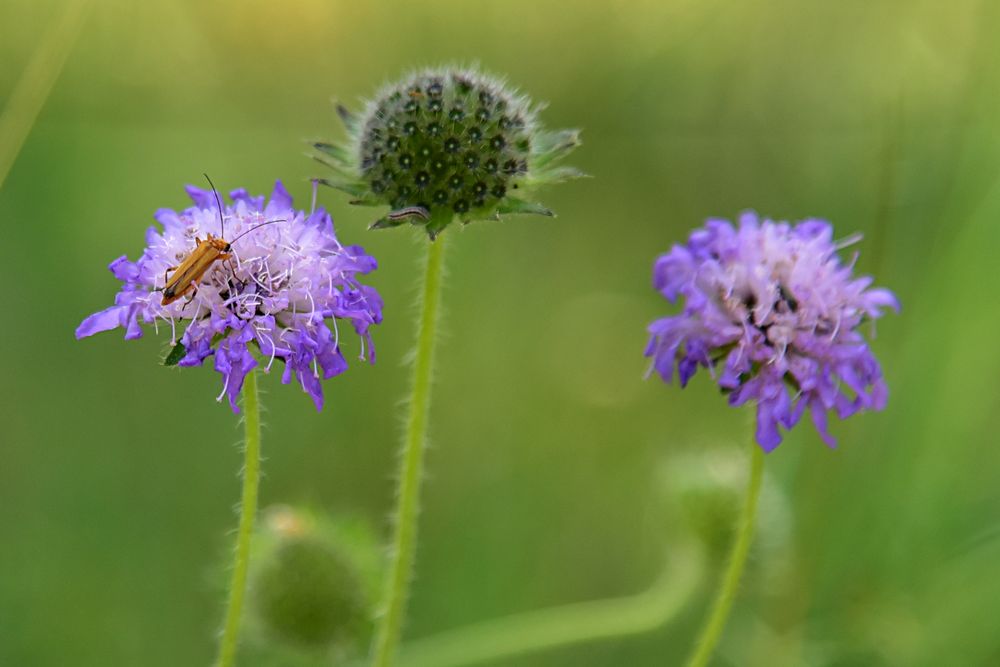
[220,253,249,291]
[180,284,199,310]
[162,265,177,288]
[222,255,240,282]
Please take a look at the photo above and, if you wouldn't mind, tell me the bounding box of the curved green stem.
[683,439,764,667]
[390,543,703,667]
[215,369,262,667]
[371,234,448,667]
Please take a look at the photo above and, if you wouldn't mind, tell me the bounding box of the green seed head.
[314,66,584,238]
[657,449,791,564]
[247,507,381,652]
[253,537,366,647]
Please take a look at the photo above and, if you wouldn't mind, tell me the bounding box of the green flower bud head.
[657,448,791,563]
[313,66,585,239]
[248,507,382,653]
[253,537,364,647]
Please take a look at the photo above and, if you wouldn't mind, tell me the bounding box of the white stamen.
[305,288,317,319]
[330,310,340,351]
[834,232,863,251]
[253,324,278,373]
[216,373,230,402]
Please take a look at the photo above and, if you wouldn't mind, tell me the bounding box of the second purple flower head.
[646,212,899,451]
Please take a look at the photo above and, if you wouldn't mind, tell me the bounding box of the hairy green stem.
[215,369,262,667]
[371,234,448,667]
[683,438,764,667]
[390,543,703,667]
[0,0,92,189]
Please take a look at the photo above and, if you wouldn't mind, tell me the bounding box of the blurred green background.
[2,0,999,665]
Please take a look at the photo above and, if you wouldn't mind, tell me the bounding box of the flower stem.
[390,543,703,667]
[215,369,262,667]
[683,439,764,667]
[371,234,448,667]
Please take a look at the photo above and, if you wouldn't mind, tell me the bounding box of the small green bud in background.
[313,66,585,238]
[245,506,382,659]
[657,447,792,565]
[253,537,363,647]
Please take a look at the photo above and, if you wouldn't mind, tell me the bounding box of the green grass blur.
[2,0,999,665]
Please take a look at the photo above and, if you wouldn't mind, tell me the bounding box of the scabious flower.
[312,66,584,238]
[76,182,383,412]
[645,212,899,451]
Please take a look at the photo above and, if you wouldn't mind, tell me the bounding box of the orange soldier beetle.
[160,175,281,307]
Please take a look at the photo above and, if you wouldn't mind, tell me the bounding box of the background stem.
[0,0,92,189]
[371,235,448,667]
[683,439,764,667]
[215,369,262,667]
[390,543,703,667]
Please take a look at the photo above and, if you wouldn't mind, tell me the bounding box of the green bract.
[314,67,584,238]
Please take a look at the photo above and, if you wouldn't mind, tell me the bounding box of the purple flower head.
[77,181,383,412]
[645,212,899,452]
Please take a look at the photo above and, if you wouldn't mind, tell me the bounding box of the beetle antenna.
[228,218,286,245]
[204,173,225,238]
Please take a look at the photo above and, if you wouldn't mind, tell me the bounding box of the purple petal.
[76,306,124,339]
[185,185,217,210]
[108,256,139,282]
[810,401,837,448]
[863,287,901,316]
[301,370,325,411]
[214,332,258,413]
[229,188,265,210]
[267,180,293,213]
[305,207,333,232]
[123,305,143,340]
[678,356,698,387]
[755,402,783,452]
[653,246,695,301]
[341,245,379,274]
[154,208,186,232]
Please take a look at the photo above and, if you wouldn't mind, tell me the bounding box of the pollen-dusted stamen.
[313,66,586,238]
[76,182,384,412]
[645,212,899,451]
